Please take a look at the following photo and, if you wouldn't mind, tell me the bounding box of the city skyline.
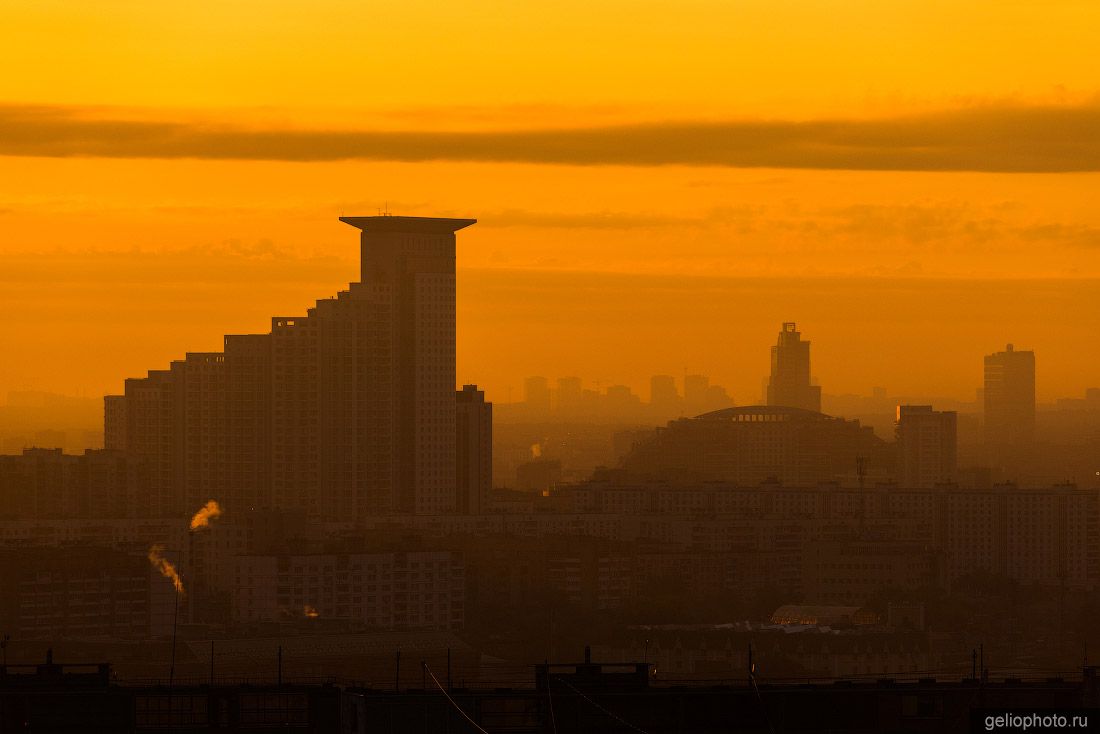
[4,3,1100,727]
[3,2,1100,406]
[2,268,1089,409]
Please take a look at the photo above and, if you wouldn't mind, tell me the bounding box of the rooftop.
[339,215,476,233]
[695,404,831,421]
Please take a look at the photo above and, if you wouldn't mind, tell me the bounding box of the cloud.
[0,245,353,287]
[4,103,1100,171]
[1017,222,1100,248]
[484,209,700,229]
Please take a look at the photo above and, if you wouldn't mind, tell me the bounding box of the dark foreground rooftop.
[3,657,1100,733]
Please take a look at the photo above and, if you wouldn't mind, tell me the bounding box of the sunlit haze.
[2,0,1099,403]
[6,2,1100,722]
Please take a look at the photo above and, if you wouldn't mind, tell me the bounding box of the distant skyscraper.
[456,384,492,515]
[683,374,709,415]
[105,215,476,518]
[983,343,1036,452]
[524,376,551,415]
[649,375,680,416]
[896,405,957,488]
[766,322,822,412]
[604,384,641,416]
[556,377,583,416]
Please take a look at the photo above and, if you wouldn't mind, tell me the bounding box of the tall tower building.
[896,405,957,488]
[340,216,473,515]
[456,384,492,515]
[524,376,552,416]
[556,377,583,417]
[105,215,475,518]
[983,343,1036,452]
[683,374,709,416]
[649,375,680,418]
[766,322,822,412]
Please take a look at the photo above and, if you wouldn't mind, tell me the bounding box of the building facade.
[896,405,957,488]
[984,343,1036,454]
[767,322,822,412]
[232,551,465,631]
[456,385,492,515]
[103,216,475,519]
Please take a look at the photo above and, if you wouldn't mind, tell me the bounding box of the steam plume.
[189,500,222,532]
[148,544,184,595]
[531,443,542,459]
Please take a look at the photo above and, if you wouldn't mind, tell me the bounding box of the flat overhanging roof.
[339,216,476,233]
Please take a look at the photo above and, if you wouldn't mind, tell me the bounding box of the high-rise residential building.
[233,550,465,630]
[342,215,472,515]
[895,405,957,488]
[104,216,475,519]
[103,395,127,451]
[984,343,1036,452]
[456,384,492,515]
[766,322,822,413]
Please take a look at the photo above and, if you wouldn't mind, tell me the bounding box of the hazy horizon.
[3,249,1096,404]
[4,2,1100,410]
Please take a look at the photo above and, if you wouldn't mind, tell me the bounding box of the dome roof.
[693,404,833,421]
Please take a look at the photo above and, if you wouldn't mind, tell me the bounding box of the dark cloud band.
[2,103,1099,171]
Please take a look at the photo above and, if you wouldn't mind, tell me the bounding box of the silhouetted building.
[984,343,1036,453]
[0,448,81,519]
[104,216,476,518]
[554,479,1100,590]
[649,374,680,417]
[597,624,932,681]
[683,374,709,415]
[770,604,880,626]
[102,395,127,451]
[233,551,464,630]
[604,384,641,415]
[555,376,583,416]
[767,322,822,412]
[456,385,492,515]
[619,406,890,486]
[896,405,957,488]
[802,539,942,604]
[0,547,166,639]
[5,663,1099,733]
[516,458,562,493]
[524,376,551,414]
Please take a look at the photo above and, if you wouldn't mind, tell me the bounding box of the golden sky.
[2,1,1099,404]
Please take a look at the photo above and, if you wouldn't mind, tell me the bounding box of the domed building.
[618,405,893,486]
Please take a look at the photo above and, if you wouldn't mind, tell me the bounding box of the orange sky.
[2,1,1099,405]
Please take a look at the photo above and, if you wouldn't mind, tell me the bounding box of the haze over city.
[3,2,1100,733]
[3,2,1100,406]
